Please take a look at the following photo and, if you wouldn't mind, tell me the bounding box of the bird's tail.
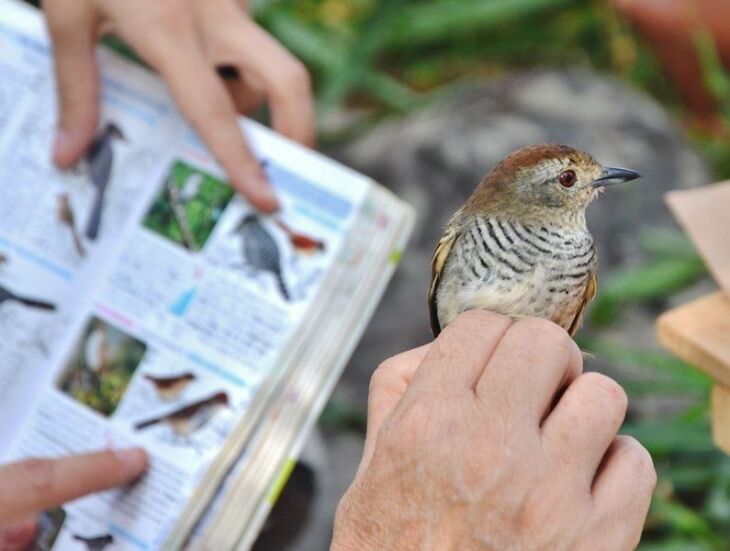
[276,272,290,302]
[134,416,162,431]
[17,297,56,311]
[85,191,104,240]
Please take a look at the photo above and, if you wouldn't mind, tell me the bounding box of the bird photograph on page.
[430,144,640,338]
[143,160,235,252]
[57,317,147,417]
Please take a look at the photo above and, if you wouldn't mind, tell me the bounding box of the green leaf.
[382,0,577,48]
[590,257,707,325]
[579,338,711,392]
[624,418,715,457]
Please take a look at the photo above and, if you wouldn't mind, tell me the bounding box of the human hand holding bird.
[429,144,640,337]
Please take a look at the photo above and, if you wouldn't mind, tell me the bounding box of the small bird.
[180,172,205,202]
[0,284,56,311]
[84,324,110,374]
[83,122,126,240]
[57,193,86,257]
[144,371,196,401]
[72,533,114,551]
[429,144,640,337]
[235,214,290,301]
[275,219,326,254]
[165,177,198,250]
[134,391,229,438]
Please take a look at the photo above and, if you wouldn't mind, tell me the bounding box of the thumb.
[359,345,430,473]
[44,0,101,167]
[0,519,37,551]
[0,520,36,551]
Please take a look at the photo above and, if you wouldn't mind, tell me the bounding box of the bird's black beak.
[592,167,641,188]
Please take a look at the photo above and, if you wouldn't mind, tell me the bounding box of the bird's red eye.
[559,170,577,188]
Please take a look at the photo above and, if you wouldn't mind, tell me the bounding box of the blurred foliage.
[144,161,233,251]
[251,0,730,180]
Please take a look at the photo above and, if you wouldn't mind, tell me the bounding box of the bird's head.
[466,144,640,221]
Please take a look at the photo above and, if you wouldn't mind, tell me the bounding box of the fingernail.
[113,447,148,476]
[52,128,74,165]
[2,520,36,548]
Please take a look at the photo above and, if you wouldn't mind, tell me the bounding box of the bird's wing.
[428,219,461,337]
[568,268,597,337]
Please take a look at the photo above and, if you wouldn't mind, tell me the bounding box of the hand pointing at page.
[0,448,148,550]
[43,0,316,213]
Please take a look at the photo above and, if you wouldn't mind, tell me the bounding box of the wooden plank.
[712,385,730,455]
[656,292,730,385]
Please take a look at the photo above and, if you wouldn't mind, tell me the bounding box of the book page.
[0,2,181,449]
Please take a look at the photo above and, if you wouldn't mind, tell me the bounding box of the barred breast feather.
[428,214,597,337]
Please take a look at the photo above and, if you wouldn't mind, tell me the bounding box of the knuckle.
[270,58,312,97]
[448,310,512,338]
[369,360,395,394]
[513,317,573,351]
[146,0,192,37]
[285,59,311,91]
[582,372,627,413]
[622,437,657,489]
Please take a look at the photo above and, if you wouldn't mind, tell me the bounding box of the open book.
[0,1,415,549]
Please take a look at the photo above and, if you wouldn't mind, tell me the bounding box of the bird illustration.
[0,284,56,311]
[72,533,114,551]
[235,214,290,301]
[83,122,126,240]
[84,324,110,374]
[143,372,196,401]
[57,193,86,257]
[134,391,229,439]
[180,172,204,202]
[274,219,326,255]
[429,144,640,337]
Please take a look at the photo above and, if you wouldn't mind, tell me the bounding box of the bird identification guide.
[0,1,415,549]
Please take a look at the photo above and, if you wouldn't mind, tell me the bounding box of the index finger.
[0,448,147,526]
[404,310,513,399]
[137,33,279,212]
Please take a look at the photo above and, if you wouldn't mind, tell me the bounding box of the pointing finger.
[44,0,101,167]
[404,310,513,400]
[0,448,148,526]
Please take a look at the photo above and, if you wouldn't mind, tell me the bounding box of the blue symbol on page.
[171,288,196,317]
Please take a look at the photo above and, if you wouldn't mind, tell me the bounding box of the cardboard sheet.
[666,181,730,293]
